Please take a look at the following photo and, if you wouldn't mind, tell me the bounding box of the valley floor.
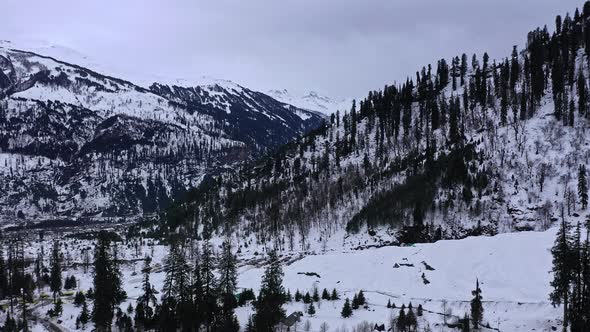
[19,227,562,331]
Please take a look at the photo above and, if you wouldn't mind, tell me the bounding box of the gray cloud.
[0,0,584,97]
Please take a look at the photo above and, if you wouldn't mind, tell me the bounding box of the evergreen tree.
[579,165,588,210]
[162,241,192,331]
[351,293,359,309]
[163,243,191,302]
[79,301,90,329]
[510,46,520,91]
[461,313,471,332]
[321,288,330,300]
[396,305,406,332]
[312,287,320,302]
[406,305,417,331]
[295,289,302,302]
[307,302,316,316]
[49,240,61,304]
[244,315,255,332]
[200,240,218,332]
[461,53,468,86]
[449,96,461,144]
[569,98,575,127]
[341,298,353,318]
[192,250,204,331]
[74,291,86,306]
[330,288,339,300]
[357,290,366,306]
[0,244,7,300]
[217,238,239,332]
[578,72,588,117]
[470,279,484,329]
[92,231,123,331]
[137,256,157,326]
[580,217,590,328]
[254,250,285,332]
[551,209,573,332]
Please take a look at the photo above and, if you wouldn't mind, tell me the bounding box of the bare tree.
[320,322,330,332]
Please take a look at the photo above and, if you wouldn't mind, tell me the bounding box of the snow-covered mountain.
[0,43,324,225]
[268,89,354,115]
[166,6,590,253]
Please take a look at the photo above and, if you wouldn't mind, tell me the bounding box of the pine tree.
[577,72,588,117]
[570,221,585,332]
[245,315,255,332]
[295,289,302,302]
[386,299,391,308]
[218,238,237,302]
[569,98,575,127]
[138,256,157,324]
[470,279,484,329]
[307,302,316,316]
[579,165,588,210]
[396,305,406,332]
[580,217,590,328]
[462,313,471,332]
[0,244,7,300]
[461,54,468,86]
[254,250,285,332]
[406,305,417,331]
[321,288,330,300]
[312,287,320,302]
[200,240,218,332]
[92,231,123,331]
[193,249,204,331]
[551,208,574,332]
[330,288,339,300]
[357,290,366,306]
[351,293,359,309]
[217,238,239,332]
[79,301,90,329]
[341,298,352,318]
[49,240,61,304]
[510,46,520,91]
[162,241,192,331]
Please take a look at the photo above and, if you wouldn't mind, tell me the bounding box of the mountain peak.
[268,89,354,115]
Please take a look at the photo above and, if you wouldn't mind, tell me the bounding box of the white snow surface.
[16,226,565,332]
[268,89,355,116]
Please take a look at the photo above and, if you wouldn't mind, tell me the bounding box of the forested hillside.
[166,2,590,251]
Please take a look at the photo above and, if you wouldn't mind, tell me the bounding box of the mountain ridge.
[162,3,590,252]
[0,43,325,225]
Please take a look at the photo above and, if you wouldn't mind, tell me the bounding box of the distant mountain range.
[0,41,326,225]
[268,89,355,115]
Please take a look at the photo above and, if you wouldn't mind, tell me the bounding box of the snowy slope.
[0,42,324,224]
[19,225,564,332]
[235,228,562,331]
[268,89,355,115]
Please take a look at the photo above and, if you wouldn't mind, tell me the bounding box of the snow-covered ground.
[15,225,563,332]
[236,228,561,331]
[268,89,355,116]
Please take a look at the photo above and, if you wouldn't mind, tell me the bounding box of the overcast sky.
[0,0,584,98]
